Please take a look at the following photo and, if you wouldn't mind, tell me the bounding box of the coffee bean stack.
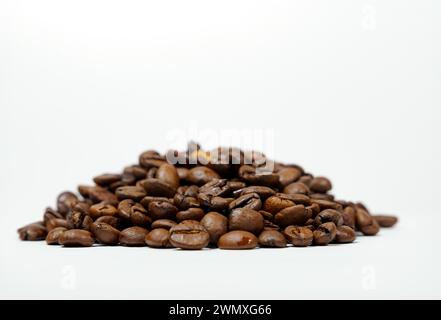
[18,143,398,249]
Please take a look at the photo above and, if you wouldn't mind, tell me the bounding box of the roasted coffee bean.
[117,199,135,220]
[186,166,220,186]
[274,205,309,228]
[91,222,120,245]
[356,209,380,236]
[198,193,233,211]
[173,193,200,210]
[67,207,93,230]
[228,193,262,211]
[130,203,151,227]
[78,185,118,205]
[311,199,342,211]
[335,226,356,243]
[139,150,166,169]
[123,165,148,180]
[46,218,69,231]
[283,182,310,195]
[259,210,273,221]
[151,219,177,230]
[218,231,258,250]
[263,196,295,214]
[314,209,344,227]
[18,222,47,241]
[258,230,287,248]
[43,207,64,223]
[264,220,280,231]
[93,174,122,187]
[306,203,321,217]
[277,193,311,206]
[119,227,148,246]
[233,186,276,200]
[238,165,279,187]
[156,163,180,189]
[88,202,118,220]
[176,208,205,222]
[139,178,176,198]
[310,193,335,201]
[176,167,190,180]
[310,177,332,193]
[46,227,67,245]
[277,167,302,187]
[313,222,337,246]
[341,206,356,229]
[140,196,173,208]
[200,212,228,244]
[283,226,314,247]
[169,220,210,250]
[298,175,313,186]
[229,208,264,235]
[148,201,178,220]
[145,228,172,248]
[59,229,95,247]
[57,192,79,216]
[199,179,231,197]
[95,216,121,229]
[115,186,146,201]
[373,215,398,228]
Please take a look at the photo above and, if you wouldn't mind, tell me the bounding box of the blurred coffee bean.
[373,215,398,228]
[156,163,180,189]
[310,177,332,193]
[93,174,122,187]
[218,231,258,250]
[139,178,176,198]
[335,226,356,243]
[277,167,302,187]
[88,202,118,220]
[356,209,380,236]
[57,192,79,216]
[283,182,310,195]
[149,201,178,221]
[314,209,344,227]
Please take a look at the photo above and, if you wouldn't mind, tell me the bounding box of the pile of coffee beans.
[18,143,398,249]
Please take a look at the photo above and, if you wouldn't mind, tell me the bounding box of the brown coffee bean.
[145,228,172,248]
[46,227,67,245]
[259,210,273,221]
[169,220,210,250]
[115,186,146,201]
[130,203,151,227]
[140,196,173,208]
[356,209,380,235]
[311,199,342,211]
[176,208,205,222]
[238,165,280,187]
[274,205,309,228]
[151,219,177,230]
[119,227,148,246]
[93,174,122,187]
[57,191,79,216]
[198,193,233,211]
[278,167,302,187]
[341,206,356,229]
[95,216,121,229]
[156,163,180,189]
[373,215,398,228]
[283,226,314,247]
[78,185,118,205]
[139,150,166,169]
[148,201,178,220]
[310,177,332,193]
[313,222,337,246]
[264,220,280,231]
[198,179,231,197]
[229,208,264,235]
[335,226,356,243]
[43,207,64,223]
[200,212,228,244]
[59,229,95,247]
[46,218,69,231]
[18,222,47,241]
[314,209,344,227]
[258,230,287,248]
[186,166,220,186]
[283,182,310,195]
[91,222,120,245]
[233,186,276,200]
[263,196,295,214]
[306,203,321,217]
[123,165,148,180]
[218,231,258,250]
[67,206,93,230]
[139,178,176,198]
[176,167,190,180]
[298,175,313,186]
[88,202,118,220]
[229,193,262,211]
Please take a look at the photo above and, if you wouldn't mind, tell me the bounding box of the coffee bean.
[46,227,67,245]
[229,208,264,235]
[314,209,344,227]
[123,165,147,180]
[258,230,287,248]
[91,222,120,245]
[57,192,78,216]
[199,179,232,197]
[93,174,122,187]
[43,207,64,223]
[238,165,279,187]
[311,199,342,211]
[283,182,310,195]
[277,167,302,187]
[277,193,312,206]
[310,177,332,193]
[176,208,205,222]
[198,193,233,211]
[335,226,356,243]
[200,212,228,244]
[151,219,177,230]
[148,201,178,220]
[46,218,69,231]
[229,193,262,211]
[283,226,313,247]
[139,150,166,169]
[129,203,151,227]
[78,185,118,205]
[67,206,93,230]
[341,206,356,229]
[263,196,295,214]
[264,220,280,231]
[139,178,176,198]
[313,222,337,246]
[117,199,135,220]
[59,229,95,247]
[310,193,335,201]
[306,203,321,217]
[140,196,173,208]
[274,205,309,228]
[115,186,146,201]
[119,227,148,246]
[156,163,180,189]
[186,166,220,186]
[169,220,210,250]
[95,215,121,229]
[218,231,258,250]
[177,167,190,180]
[298,175,313,186]
[18,222,47,241]
[145,228,172,248]
[356,209,380,236]
[373,215,398,228]
[89,202,118,220]
[233,186,276,200]
[259,210,273,221]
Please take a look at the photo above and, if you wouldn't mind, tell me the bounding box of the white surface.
[1,0,440,299]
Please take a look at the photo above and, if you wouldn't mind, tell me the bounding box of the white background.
[1,0,440,299]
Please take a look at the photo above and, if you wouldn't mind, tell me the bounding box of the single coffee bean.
[309,177,332,193]
[356,209,380,235]
[91,222,120,245]
[228,193,262,211]
[139,150,166,169]
[117,199,135,220]
[283,182,310,195]
[156,163,180,189]
[373,215,398,228]
[59,229,95,247]
[306,203,321,217]
[341,206,356,229]
[139,178,176,198]
[310,193,335,201]
[151,219,177,230]
[43,207,64,223]
[314,209,344,227]
[233,186,276,200]
[123,165,148,180]
[198,179,232,197]
[130,203,151,227]
[259,210,273,221]
[283,226,314,247]
[277,193,311,206]
[311,199,342,211]
[198,193,233,211]
[95,215,121,229]
[313,222,337,246]
[335,226,356,243]
[78,185,118,205]
[264,220,280,231]
[93,174,122,187]
[148,201,178,220]
[263,196,295,214]
[119,226,149,246]
[140,196,173,208]
[355,202,370,213]
[298,175,313,186]
[67,207,93,230]
[57,191,79,216]
[258,230,287,248]
[186,166,220,186]
[200,212,228,244]
[169,220,210,250]
[145,228,172,248]
[18,222,47,241]
[88,202,118,220]
[115,186,146,201]
[46,227,67,245]
[238,165,280,187]
[277,167,302,187]
[218,231,258,250]
[229,208,264,235]
[274,205,309,228]
[177,167,190,180]
[46,218,69,231]
[176,208,205,222]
